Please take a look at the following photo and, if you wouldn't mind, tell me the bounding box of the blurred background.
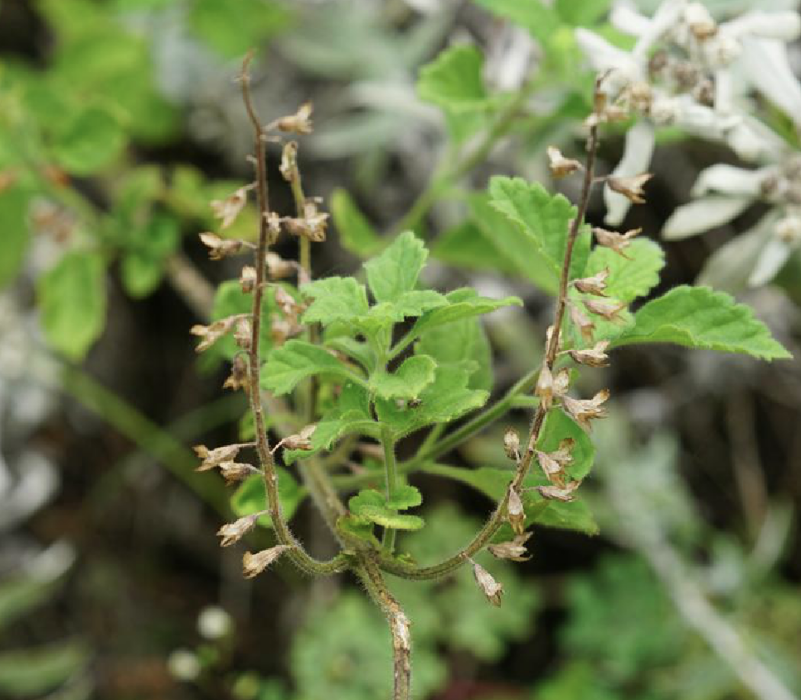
[0,0,800,699]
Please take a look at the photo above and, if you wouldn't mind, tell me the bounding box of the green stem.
[380,426,399,554]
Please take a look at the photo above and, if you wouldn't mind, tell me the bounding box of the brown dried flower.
[191,315,242,353]
[535,363,555,411]
[217,513,261,547]
[536,480,582,502]
[242,545,291,579]
[194,444,242,471]
[471,560,504,607]
[219,461,258,485]
[234,317,252,350]
[240,266,257,293]
[265,211,282,245]
[223,355,250,393]
[573,268,609,296]
[583,299,627,323]
[592,227,641,258]
[607,173,652,204]
[488,533,533,562]
[503,428,521,463]
[265,252,296,280]
[276,103,313,135]
[562,389,610,431]
[569,340,610,368]
[507,486,526,536]
[553,368,571,397]
[569,302,596,343]
[547,146,583,178]
[281,425,317,452]
[199,232,245,260]
[283,200,328,243]
[280,141,298,182]
[535,449,567,487]
[211,185,252,229]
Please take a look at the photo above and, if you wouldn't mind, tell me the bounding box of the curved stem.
[239,54,345,577]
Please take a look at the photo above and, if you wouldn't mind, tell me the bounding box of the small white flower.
[167,649,201,681]
[197,606,233,640]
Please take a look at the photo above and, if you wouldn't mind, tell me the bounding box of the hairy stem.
[378,104,602,581]
[240,54,345,577]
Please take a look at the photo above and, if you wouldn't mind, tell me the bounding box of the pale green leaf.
[324,334,375,372]
[489,176,591,284]
[409,288,522,340]
[301,276,369,325]
[38,251,107,361]
[555,0,610,26]
[231,469,304,528]
[0,642,88,696]
[583,238,665,303]
[613,286,791,360]
[261,341,357,395]
[349,489,424,530]
[371,355,437,400]
[364,231,428,303]
[416,315,493,391]
[417,44,488,112]
[431,220,519,276]
[330,188,382,257]
[536,409,595,480]
[53,106,126,175]
[387,484,423,510]
[0,577,57,633]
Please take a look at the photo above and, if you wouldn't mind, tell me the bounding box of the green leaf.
[583,238,665,303]
[0,577,58,633]
[554,0,610,26]
[376,366,488,438]
[613,286,792,360]
[38,251,107,361]
[371,355,437,399]
[52,106,126,175]
[0,642,88,696]
[349,489,424,530]
[409,288,522,340]
[431,221,519,276]
[330,188,382,257]
[416,316,493,392]
[189,0,291,58]
[387,484,423,510]
[120,250,162,298]
[336,514,379,547]
[417,44,488,112]
[532,499,599,535]
[536,409,595,480]
[0,188,31,289]
[364,231,428,303]
[262,340,358,395]
[489,176,591,285]
[301,276,369,325]
[231,470,304,528]
[474,0,561,42]
[324,335,375,372]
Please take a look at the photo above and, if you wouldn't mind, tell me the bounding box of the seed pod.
[471,560,504,607]
[507,486,526,536]
[242,545,292,579]
[217,513,260,547]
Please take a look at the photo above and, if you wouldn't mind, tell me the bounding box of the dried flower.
[535,450,567,487]
[569,303,596,343]
[211,185,252,229]
[266,252,296,280]
[547,146,583,178]
[273,286,302,320]
[281,425,316,451]
[507,486,526,535]
[553,368,571,397]
[471,560,504,607]
[234,317,252,350]
[219,461,258,485]
[191,315,242,353]
[276,102,313,135]
[240,266,257,293]
[607,173,653,204]
[194,444,243,471]
[503,428,521,462]
[550,438,575,466]
[223,355,250,393]
[573,268,609,296]
[199,232,244,260]
[488,533,532,562]
[592,227,641,257]
[536,480,582,502]
[562,389,610,431]
[535,363,554,411]
[569,340,611,367]
[242,545,291,579]
[280,141,298,182]
[265,211,282,245]
[218,513,261,547]
[283,200,328,242]
[584,298,628,323]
